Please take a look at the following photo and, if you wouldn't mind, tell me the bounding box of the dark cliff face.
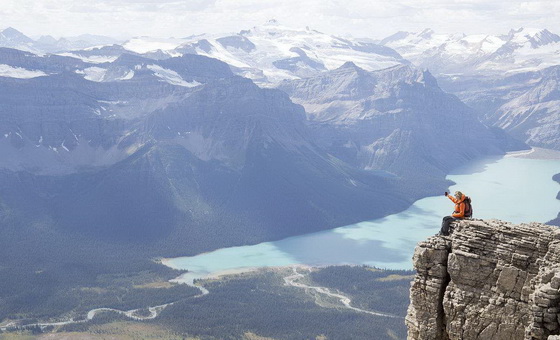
[406,219,560,340]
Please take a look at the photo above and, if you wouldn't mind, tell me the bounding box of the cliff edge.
[406,219,560,340]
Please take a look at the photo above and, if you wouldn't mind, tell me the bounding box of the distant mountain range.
[167,20,407,85]
[376,27,560,150]
[0,27,122,53]
[4,24,558,81]
[2,22,407,85]
[379,27,560,77]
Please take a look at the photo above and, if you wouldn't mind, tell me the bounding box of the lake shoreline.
[506,147,560,160]
[163,149,560,285]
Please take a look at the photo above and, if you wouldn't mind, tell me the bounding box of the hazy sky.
[2,0,559,40]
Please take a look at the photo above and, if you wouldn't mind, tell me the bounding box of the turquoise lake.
[164,153,560,283]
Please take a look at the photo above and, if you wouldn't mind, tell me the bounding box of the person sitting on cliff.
[439,191,471,236]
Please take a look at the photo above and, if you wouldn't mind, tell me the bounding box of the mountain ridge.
[380,27,560,77]
[278,63,525,176]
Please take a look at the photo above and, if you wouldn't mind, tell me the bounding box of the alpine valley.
[0,21,559,340]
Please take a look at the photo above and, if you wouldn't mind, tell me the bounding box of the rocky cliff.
[406,219,560,340]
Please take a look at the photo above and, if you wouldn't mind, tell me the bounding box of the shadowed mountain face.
[0,50,423,257]
[483,66,560,150]
[278,63,525,177]
[437,65,560,151]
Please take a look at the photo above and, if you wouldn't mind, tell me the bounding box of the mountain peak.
[507,27,560,48]
[508,27,544,38]
[0,27,32,42]
[37,35,58,45]
[338,61,360,69]
[418,28,434,39]
[379,31,411,45]
[530,28,560,47]
[2,27,24,36]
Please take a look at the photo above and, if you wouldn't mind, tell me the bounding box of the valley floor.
[0,266,413,340]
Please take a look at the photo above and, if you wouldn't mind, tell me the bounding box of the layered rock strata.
[406,219,560,340]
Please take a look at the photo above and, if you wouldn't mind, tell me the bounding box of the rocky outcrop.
[406,219,560,340]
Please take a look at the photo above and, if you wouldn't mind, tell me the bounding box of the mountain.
[0,49,422,255]
[380,27,560,77]
[484,65,560,150]
[407,219,560,339]
[380,28,560,151]
[1,48,439,324]
[36,34,123,53]
[56,44,136,64]
[0,27,122,54]
[138,20,407,85]
[434,63,560,151]
[0,27,36,52]
[278,62,524,177]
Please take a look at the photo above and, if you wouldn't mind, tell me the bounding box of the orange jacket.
[448,194,467,218]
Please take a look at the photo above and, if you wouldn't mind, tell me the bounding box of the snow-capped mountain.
[380,27,560,152]
[131,20,407,85]
[477,28,560,74]
[278,62,522,176]
[380,27,560,76]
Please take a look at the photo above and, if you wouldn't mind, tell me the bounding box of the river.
[164,149,560,284]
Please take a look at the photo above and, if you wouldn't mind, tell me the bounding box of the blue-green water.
[165,155,560,283]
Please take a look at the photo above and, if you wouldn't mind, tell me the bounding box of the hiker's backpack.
[463,196,473,218]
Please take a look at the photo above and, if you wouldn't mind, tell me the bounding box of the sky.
[1,0,559,40]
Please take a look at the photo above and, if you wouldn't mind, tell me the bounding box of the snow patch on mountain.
[0,64,47,78]
[117,70,135,80]
[123,37,186,54]
[147,64,201,87]
[57,52,119,64]
[77,67,108,82]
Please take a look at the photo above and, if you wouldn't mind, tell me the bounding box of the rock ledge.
[406,219,560,340]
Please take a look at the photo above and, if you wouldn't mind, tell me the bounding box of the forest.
[1,266,413,339]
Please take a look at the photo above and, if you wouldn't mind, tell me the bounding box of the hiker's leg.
[440,216,454,235]
[447,217,460,234]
